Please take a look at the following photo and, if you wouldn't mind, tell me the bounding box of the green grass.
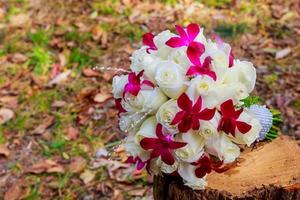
[200,0,232,7]
[214,22,249,38]
[65,30,91,45]
[118,24,143,42]
[263,73,278,85]
[0,128,6,144]
[28,90,63,113]
[28,30,50,46]
[29,46,52,75]
[69,48,90,68]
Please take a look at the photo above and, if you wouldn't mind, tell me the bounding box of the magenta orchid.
[166,24,206,65]
[140,124,187,165]
[123,70,154,97]
[171,93,216,133]
[125,156,147,170]
[217,99,252,136]
[142,33,157,53]
[115,98,126,115]
[192,154,226,178]
[186,56,217,81]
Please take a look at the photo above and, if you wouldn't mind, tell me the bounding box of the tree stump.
[153,136,300,200]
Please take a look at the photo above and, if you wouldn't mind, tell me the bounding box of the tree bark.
[153,136,300,200]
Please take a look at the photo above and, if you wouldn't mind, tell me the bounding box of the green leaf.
[241,96,261,107]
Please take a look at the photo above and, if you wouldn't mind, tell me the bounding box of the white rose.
[124,134,150,162]
[143,88,168,114]
[175,131,205,163]
[130,47,155,73]
[169,46,190,70]
[155,61,188,99]
[153,30,176,59]
[221,60,256,95]
[197,112,221,139]
[201,40,231,78]
[122,88,167,114]
[187,76,236,108]
[156,99,180,134]
[205,133,240,164]
[178,162,207,190]
[112,74,128,99]
[228,110,262,146]
[135,116,157,143]
[154,157,178,174]
[119,112,145,133]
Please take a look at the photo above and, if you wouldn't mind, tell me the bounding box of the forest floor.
[0,0,299,199]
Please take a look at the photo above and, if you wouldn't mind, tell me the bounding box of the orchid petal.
[195,166,209,178]
[187,42,205,65]
[165,37,185,48]
[187,23,200,41]
[150,149,161,159]
[175,25,188,41]
[191,118,200,130]
[161,149,175,165]
[115,98,126,114]
[136,160,146,170]
[186,65,199,76]
[171,111,186,125]
[169,141,187,149]
[155,124,164,139]
[140,138,160,150]
[142,33,157,50]
[124,83,140,96]
[236,121,252,134]
[177,93,192,111]
[229,50,234,68]
[197,108,216,120]
[220,100,235,117]
[178,119,193,133]
[192,96,202,113]
[142,80,155,88]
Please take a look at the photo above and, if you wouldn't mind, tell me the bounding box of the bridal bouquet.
[112,24,281,189]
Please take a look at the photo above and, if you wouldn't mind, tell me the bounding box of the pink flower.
[166,24,205,65]
[192,154,226,178]
[171,93,216,133]
[125,156,147,170]
[123,71,154,97]
[143,33,157,53]
[217,99,252,136]
[213,34,234,68]
[140,124,187,165]
[186,56,217,81]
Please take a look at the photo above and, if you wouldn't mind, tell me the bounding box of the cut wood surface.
[153,136,300,200]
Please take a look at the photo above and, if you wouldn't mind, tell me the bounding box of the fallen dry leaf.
[80,169,96,184]
[0,144,10,157]
[93,93,112,103]
[51,100,67,108]
[127,187,148,196]
[0,108,14,124]
[26,159,64,174]
[68,156,87,173]
[275,47,291,59]
[9,13,30,27]
[82,68,101,77]
[65,125,79,140]
[31,115,54,135]
[9,53,28,63]
[4,180,27,200]
[48,70,71,86]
